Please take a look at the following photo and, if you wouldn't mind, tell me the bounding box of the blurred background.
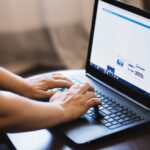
[0,0,149,77]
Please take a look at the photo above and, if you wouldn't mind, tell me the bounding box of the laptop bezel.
[86,0,150,108]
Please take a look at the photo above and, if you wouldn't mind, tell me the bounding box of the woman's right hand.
[49,83,101,122]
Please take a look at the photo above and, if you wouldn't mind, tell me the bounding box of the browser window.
[90,1,150,97]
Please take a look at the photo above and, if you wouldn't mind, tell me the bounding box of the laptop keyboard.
[51,79,144,130]
[87,91,144,130]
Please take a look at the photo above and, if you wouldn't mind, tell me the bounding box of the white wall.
[0,0,94,33]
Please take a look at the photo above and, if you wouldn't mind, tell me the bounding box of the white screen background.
[91,1,150,94]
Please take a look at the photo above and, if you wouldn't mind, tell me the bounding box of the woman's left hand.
[24,74,73,100]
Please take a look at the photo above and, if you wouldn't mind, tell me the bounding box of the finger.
[51,73,62,76]
[52,75,72,83]
[67,83,81,94]
[42,74,72,84]
[86,98,101,109]
[51,73,69,79]
[83,91,96,100]
[49,91,62,101]
[45,91,56,98]
[69,83,80,90]
[53,79,73,88]
[38,91,55,99]
[78,83,95,94]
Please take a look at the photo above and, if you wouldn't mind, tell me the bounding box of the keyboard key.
[109,123,122,129]
[126,111,133,117]
[120,114,126,118]
[110,114,116,118]
[106,100,113,105]
[98,106,104,110]
[103,104,109,108]
[96,94,103,98]
[101,119,108,124]
[104,116,110,120]
[111,121,118,125]
[122,120,134,125]
[116,112,122,116]
[102,98,109,103]
[105,122,112,127]
[87,110,92,114]
[124,117,130,121]
[111,102,118,107]
[100,111,107,117]
[108,118,114,122]
[60,88,68,92]
[107,106,113,110]
[115,105,124,111]
[101,109,111,115]
[91,115,97,119]
[118,119,124,123]
[114,116,120,120]
[110,109,118,113]
[88,113,93,117]
[122,110,128,114]
[100,95,107,100]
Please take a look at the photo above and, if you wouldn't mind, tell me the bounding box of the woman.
[0,67,100,132]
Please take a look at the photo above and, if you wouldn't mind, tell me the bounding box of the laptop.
[52,0,150,144]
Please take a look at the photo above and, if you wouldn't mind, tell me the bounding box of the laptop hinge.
[86,73,150,112]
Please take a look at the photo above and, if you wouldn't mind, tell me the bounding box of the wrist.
[19,79,34,98]
[46,102,69,126]
[59,103,75,123]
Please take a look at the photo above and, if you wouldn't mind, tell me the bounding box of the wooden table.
[7,70,150,150]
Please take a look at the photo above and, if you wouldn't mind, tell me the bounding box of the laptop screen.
[89,0,150,99]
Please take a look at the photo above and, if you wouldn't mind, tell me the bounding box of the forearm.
[0,92,65,132]
[0,67,30,96]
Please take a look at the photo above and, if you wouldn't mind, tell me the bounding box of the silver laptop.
[52,0,150,144]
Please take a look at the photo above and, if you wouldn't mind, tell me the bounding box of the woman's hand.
[0,68,72,100]
[50,83,101,122]
[25,74,73,99]
[0,83,100,132]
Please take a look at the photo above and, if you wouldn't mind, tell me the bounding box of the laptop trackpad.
[59,116,108,144]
